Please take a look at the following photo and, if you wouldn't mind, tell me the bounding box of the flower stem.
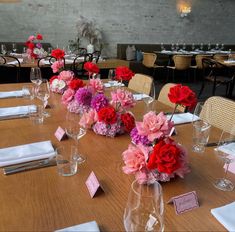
[169,104,178,121]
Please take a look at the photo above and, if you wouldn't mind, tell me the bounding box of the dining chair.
[213,54,229,62]
[202,96,235,133]
[198,58,234,98]
[0,55,21,83]
[128,73,153,95]
[91,51,101,64]
[37,56,65,68]
[167,55,193,82]
[72,54,91,79]
[157,83,185,112]
[142,52,164,81]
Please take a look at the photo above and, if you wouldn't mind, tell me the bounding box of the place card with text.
[85,171,104,198]
[167,191,199,215]
[54,126,67,141]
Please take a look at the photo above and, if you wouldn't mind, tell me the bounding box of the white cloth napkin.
[0,90,25,99]
[133,93,150,101]
[211,202,235,231]
[0,105,36,120]
[104,81,124,88]
[218,143,235,157]
[55,221,100,232]
[0,140,55,167]
[166,112,199,125]
[7,58,23,65]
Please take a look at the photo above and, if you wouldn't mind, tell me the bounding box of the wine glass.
[124,180,164,232]
[1,44,7,55]
[191,43,195,51]
[65,111,86,164]
[192,102,211,153]
[30,67,42,86]
[160,43,165,51]
[142,82,155,113]
[208,43,211,51]
[200,43,204,51]
[12,43,17,53]
[37,79,50,117]
[182,43,186,51]
[213,126,235,191]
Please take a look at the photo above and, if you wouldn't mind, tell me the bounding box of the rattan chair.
[157,83,185,112]
[128,73,153,95]
[167,55,192,82]
[213,54,228,62]
[142,52,164,81]
[202,96,235,133]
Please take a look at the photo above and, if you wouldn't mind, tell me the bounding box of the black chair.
[37,56,65,68]
[91,51,101,63]
[77,48,87,55]
[198,58,234,98]
[72,54,91,79]
[0,55,21,83]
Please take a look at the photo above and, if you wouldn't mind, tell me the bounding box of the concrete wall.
[0,0,235,57]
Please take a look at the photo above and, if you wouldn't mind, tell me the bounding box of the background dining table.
[0,82,235,231]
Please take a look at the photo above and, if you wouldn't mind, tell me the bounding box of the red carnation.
[49,75,58,84]
[115,66,134,81]
[51,48,65,59]
[84,62,100,74]
[69,79,85,90]
[27,42,35,50]
[98,106,117,124]
[36,34,43,40]
[168,84,197,110]
[147,139,181,175]
[121,112,135,132]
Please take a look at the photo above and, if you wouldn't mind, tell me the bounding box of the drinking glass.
[200,43,204,51]
[1,44,7,55]
[192,102,211,153]
[124,180,164,232]
[215,43,219,50]
[208,43,211,51]
[160,43,165,51]
[191,43,195,51]
[171,43,175,51]
[30,67,42,87]
[221,44,224,51]
[182,43,186,51]
[65,111,86,164]
[37,79,50,117]
[142,82,155,112]
[12,43,17,53]
[176,43,179,51]
[213,126,235,191]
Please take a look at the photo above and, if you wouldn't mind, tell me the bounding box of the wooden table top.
[0,83,234,231]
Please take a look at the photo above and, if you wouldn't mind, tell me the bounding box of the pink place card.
[169,127,177,136]
[54,126,67,141]
[85,171,104,198]
[167,191,199,215]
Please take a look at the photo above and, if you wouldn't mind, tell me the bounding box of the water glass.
[12,43,17,53]
[56,146,78,177]
[22,86,31,98]
[1,44,7,55]
[28,105,44,124]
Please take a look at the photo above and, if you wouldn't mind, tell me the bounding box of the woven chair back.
[213,54,228,62]
[173,55,192,70]
[195,54,213,69]
[142,53,157,68]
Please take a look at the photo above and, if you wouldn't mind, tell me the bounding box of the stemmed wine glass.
[192,102,211,153]
[213,126,235,191]
[142,82,156,113]
[123,180,164,232]
[37,79,50,117]
[30,67,42,99]
[1,44,7,55]
[65,111,87,164]
[12,43,17,53]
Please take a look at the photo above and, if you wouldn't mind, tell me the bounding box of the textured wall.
[0,0,235,57]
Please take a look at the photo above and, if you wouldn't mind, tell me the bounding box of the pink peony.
[61,88,75,105]
[111,88,136,111]
[51,60,64,73]
[136,111,174,142]
[28,35,35,41]
[79,109,98,129]
[89,78,104,93]
[58,70,74,84]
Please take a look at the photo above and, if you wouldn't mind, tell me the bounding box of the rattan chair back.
[142,53,157,68]
[173,55,192,70]
[128,73,153,95]
[213,54,228,62]
[195,54,213,69]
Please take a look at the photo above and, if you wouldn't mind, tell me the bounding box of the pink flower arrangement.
[51,60,64,73]
[89,78,104,94]
[61,88,75,105]
[122,111,190,184]
[58,70,74,84]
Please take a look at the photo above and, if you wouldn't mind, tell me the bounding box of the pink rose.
[61,88,75,105]
[58,70,74,84]
[136,111,174,142]
[51,60,64,73]
[89,78,104,93]
[79,109,98,129]
[28,35,35,41]
[111,88,136,111]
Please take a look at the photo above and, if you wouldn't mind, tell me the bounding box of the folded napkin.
[55,221,100,232]
[0,90,26,99]
[211,202,235,231]
[104,82,124,88]
[218,143,235,157]
[166,112,199,125]
[0,140,55,167]
[133,93,150,101]
[0,105,36,120]
[7,58,23,65]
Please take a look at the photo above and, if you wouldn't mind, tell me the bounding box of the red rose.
[49,75,58,84]
[51,48,65,59]
[84,62,100,74]
[98,106,117,124]
[115,66,134,81]
[69,79,85,90]
[36,34,43,40]
[27,42,35,49]
[168,84,197,110]
[121,112,135,132]
[147,139,181,175]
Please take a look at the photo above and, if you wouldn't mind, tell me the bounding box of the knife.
[3,158,57,175]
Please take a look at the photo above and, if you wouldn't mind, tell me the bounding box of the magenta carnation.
[75,87,92,106]
[91,94,109,112]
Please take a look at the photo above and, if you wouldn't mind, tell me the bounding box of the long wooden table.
[0,83,235,231]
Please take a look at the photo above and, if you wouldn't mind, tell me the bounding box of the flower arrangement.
[122,111,190,184]
[115,66,134,82]
[25,34,47,59]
